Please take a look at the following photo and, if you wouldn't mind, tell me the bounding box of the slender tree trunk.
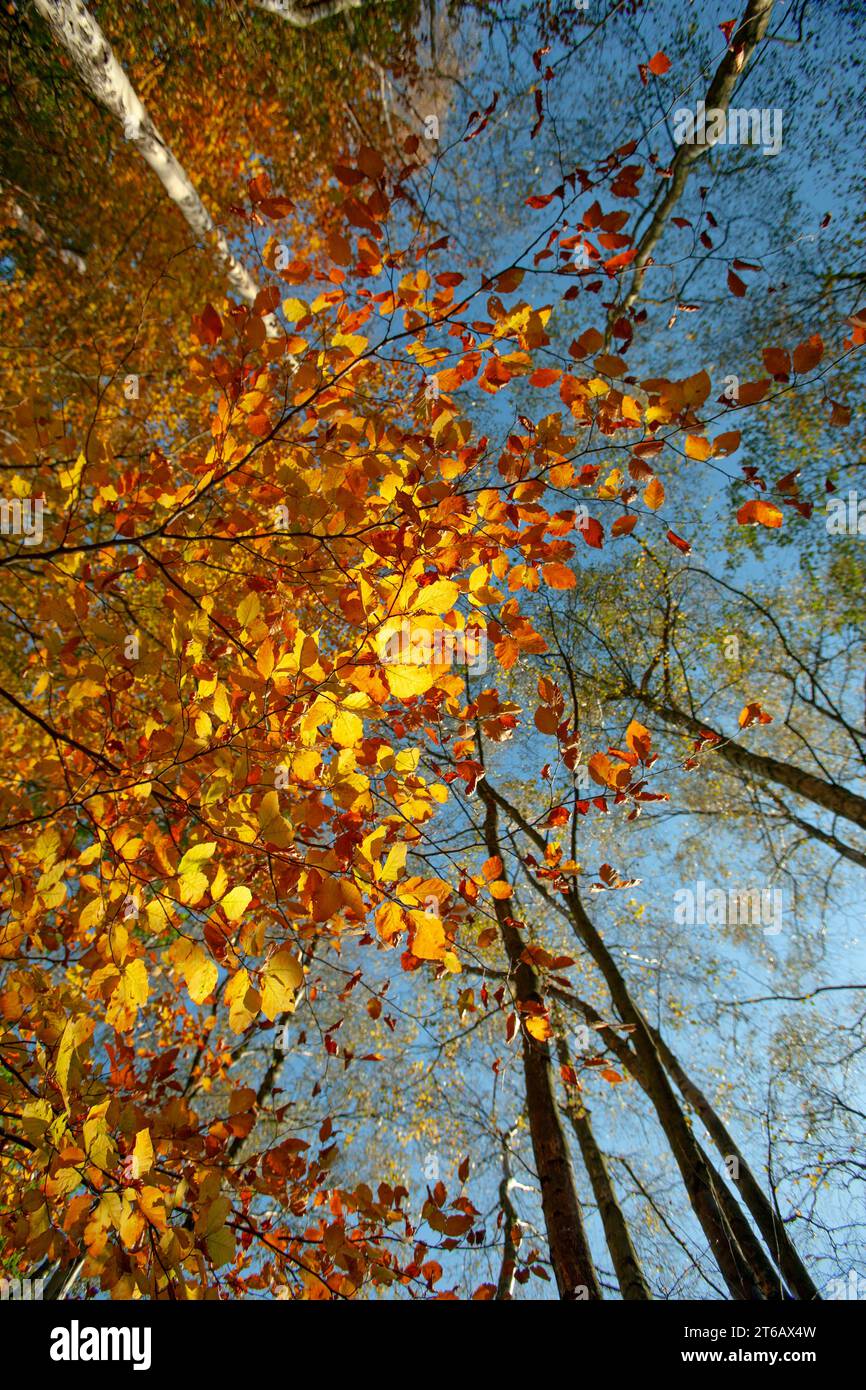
[648,1027,820,1300]
[32,0,264,310]
[615,0,774,319]
[481,790,602,1300]
[253,0,367,24]
[642,694,866,833]
[3,189,86,274]
[495,1131,519,1300]
[472,957,806,1300]
[554,1021,652,1300]
[543,976,789,1297]
[482,780,781,1299]
[42,1257,84,1299]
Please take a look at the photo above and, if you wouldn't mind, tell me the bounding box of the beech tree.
[1,0,864,1302]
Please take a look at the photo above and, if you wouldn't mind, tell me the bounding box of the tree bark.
[481,789,602,1300]
[554,1021,652,1300]
[648,1027,820,1300]
[642,694,866,833]
[482,779,783,1299]
[615,0,775,318]
[32,0,265,310]
[253,0,368,25]
[495,1131,519,1300]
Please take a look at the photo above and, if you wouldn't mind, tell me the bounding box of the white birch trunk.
[32,0,264,310]
[252,0,367,27]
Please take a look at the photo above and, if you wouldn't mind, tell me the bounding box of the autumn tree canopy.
[1,0,864,1319]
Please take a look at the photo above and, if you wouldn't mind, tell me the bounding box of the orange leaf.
[712,430,741,457]
[542,561,576,589]
[736,499,783,528]
[534,704,560,735]
[578,517,604,548]
[625,719,652,760]
[762,347,791,378]
[643,476,664,509]
[739,702,773,729]
[684,435,711,461]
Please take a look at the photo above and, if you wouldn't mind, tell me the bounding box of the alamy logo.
[0,1275,44,1299]
[673,880,783,936]
[673,100,783,157]
[826,490,866,535]
[826,1269,865,1300]
[0,496,44,546]
[50,1320,152,1371]
[378,620,487,674]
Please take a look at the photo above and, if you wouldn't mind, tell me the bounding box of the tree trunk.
[554,1021,652,1300]
[495,1132,519,1300]
[649,1027,820,1300]
[253,0,367,25]
[32,0,264,311]
[616,0,774,317]
[643,694,866,833]
[481,789,602,1300]
[544,976,791,1298]
[483,780,783,1299]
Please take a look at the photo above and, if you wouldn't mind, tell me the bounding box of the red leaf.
[665,529,691,555]
[529,367,562,387]
[578,516,604,548]
[727,269,746,298]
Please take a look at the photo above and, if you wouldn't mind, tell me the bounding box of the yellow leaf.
[409,579,459,615]
[177,841,217,876]
[213,683,232,724]
[219,886,252,922]
[384,664,436,698]
[236,592,260,628]
[332,709,363,748]
[132,1128,154,1178]
[256,637,275,681]
[79,896,105,931]
[409,910,446,961]
[178,869,209,906]
[174,942,218,1005]
[122,959,149,1007]
[282,297,309,323]
[225,969,260,1032]
[258,789,293,847]
[54,1020,76,1103]
[526,1016,553,1041]
[261,949,304,1021]
[381,841,407,882]
[643,476,665,510]
[138,1186,168,1230]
